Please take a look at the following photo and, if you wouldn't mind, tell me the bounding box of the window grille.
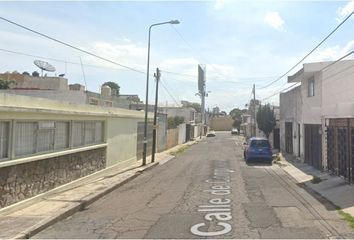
[15,122,36,156]
[95,121,103,143]
[0,122,9,159]
[55,122,69,150]
[84,122,95,144]
[37,121,55,153]
[72,122,85,147]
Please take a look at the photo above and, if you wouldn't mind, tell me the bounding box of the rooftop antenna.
[34,60,56,77]
[79,57,87,90]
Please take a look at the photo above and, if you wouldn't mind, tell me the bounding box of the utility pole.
[151,68,161,163]
[253,84,256,137]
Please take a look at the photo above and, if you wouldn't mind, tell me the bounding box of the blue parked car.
[244,137,273,163]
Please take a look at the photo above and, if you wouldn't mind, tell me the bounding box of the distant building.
[160,107,196,123]
[0,72,138,109]
[0,72,68,90]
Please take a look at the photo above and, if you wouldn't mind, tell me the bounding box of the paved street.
[34,132,354,239]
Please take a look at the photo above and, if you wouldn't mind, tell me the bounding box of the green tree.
[256,104,276,139]
[229,108,247,130]
[0,79,15,89]
[167,116,185,129]
[103,81,120,96]
[182,102,201,113]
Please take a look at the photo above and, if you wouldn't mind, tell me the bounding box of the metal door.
[304,124,322,170]
[285,122,293,154]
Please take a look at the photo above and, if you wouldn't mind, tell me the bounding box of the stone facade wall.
[0,147,106,208]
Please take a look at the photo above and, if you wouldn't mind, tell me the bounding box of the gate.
[285,122,293,154]
[327,118,353,183]
[304,124,322,170]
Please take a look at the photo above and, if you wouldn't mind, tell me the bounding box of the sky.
[0,0,353,112]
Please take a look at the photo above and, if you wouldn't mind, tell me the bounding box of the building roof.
[287,61,334,83]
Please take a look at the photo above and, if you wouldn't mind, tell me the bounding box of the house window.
[0,122,10,159]
[73,121,104,147]
[308,77,315,97]
[15,122,37,156]
[11,120,104,159]
[37,121,55,152]
[72,122,85,147]
[103,101,113,107]
[89,98,99,105]
[55,122,70,150]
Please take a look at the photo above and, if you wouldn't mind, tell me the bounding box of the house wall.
[162,108,196,123]
[178,123,186,145]
[167,128,179,149]
[321,60,354,118]
[301,72,322,124]
[279,86,302,157]
[209,116,233,131]
[0,90,87,105]
[0,93,147,208]
[0,73,68,91]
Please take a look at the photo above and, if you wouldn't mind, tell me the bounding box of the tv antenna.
[34,60,56,76]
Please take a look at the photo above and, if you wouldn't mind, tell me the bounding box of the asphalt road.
[34,132,354,239]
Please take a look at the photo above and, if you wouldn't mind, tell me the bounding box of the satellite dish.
[34,60,56,76]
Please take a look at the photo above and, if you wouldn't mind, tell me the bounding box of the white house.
[280,60,354,183]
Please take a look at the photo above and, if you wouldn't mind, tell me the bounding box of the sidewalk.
[278,153,354,217]
[0,140,200,239]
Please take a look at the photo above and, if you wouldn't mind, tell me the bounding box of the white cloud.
[264,11,285,31]
[213,0,231,10]
[336,0,354,21]
[307,40,354,62]
[82,40,147,71]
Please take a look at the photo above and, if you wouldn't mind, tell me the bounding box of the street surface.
[34,132,354,239]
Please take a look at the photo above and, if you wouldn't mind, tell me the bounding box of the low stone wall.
[0,147,106,208]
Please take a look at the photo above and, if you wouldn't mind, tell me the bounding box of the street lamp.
[142,20,180,166]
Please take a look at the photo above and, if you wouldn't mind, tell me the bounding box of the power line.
[171,25,242,83]
[160,79,180,106]
[261,50,354,101]
[0,16,146,75]
[0,48,134,72]
[259,10,354,89]
[162,69,279,86]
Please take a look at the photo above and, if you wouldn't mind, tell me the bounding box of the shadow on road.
[244,159,272,167]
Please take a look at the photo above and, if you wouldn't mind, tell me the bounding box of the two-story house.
[280,60,354,183]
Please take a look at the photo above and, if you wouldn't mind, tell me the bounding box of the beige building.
[0,93,151,208]
[0,72,134,109]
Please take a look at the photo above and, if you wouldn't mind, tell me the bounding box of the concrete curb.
[12,162,159,239]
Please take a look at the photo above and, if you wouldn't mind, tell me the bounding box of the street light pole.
[151,68,161,162]
[142,20,180,166]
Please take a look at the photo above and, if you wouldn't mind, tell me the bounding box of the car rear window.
[250,140,270,148]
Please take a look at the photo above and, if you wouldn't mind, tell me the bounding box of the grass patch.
[338,209,354,230]
[311,175,322,184]
[170,145,190,156]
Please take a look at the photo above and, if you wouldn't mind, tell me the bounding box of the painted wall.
[279,86,302,157]
[167,128,179,149]
[321,60,354,118]
[209,116,233,131]
[300,72,322,124]
[106,117,140,167]
[178,123,186,145]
